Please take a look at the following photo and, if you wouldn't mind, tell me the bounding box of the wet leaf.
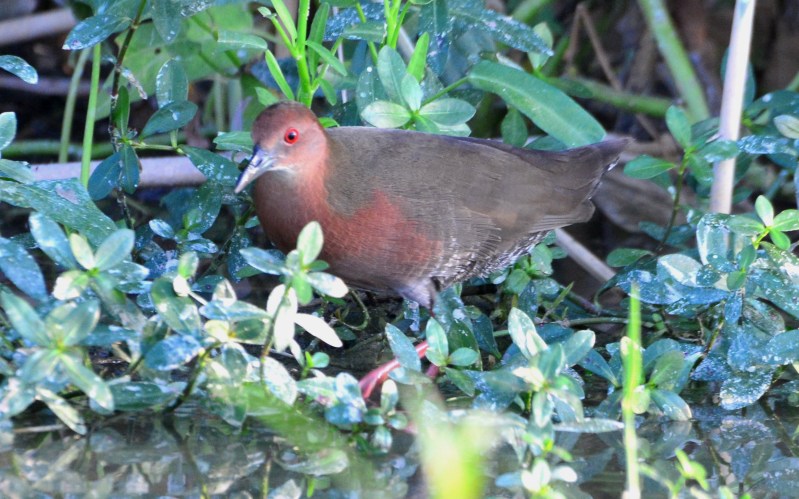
[261,356,298,405]
[63,13,131,50]
[650,389,691,421]
[150,278,202,335]
[37,387,86,434]
[468,61,604,147]
[145,334,204,370]
[1,291,47,345]
[0,112,16,151]
[297,221,323,265]
[385,323,422,372]
[361,100,411,128]
[60,353,114,411]
[156,59,188,107]
[94,229,134,271]
[111,381,178,410]
[665,106,692,148]
[295,313,342,347]
[419,98,475,126]
[216,30,268,51]
[141,100,197,137]
[0,237,47,301]
[508,307,547,359]
[0,55,38,84]
[719,369,773,410]
[624,155,674,179]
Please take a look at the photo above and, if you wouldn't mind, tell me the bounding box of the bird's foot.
[359,341,430,399]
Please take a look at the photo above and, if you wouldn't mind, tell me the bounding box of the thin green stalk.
[622,282,642,499]
[637,0,709,122]
[80,44,102,188]
[422,76,469,105]
[295,0,313,105]
[552,76,672,117]
[355,3,380,64]
[657,157,688,252]
[59,49,90,163]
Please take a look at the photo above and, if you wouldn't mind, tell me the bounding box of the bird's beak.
[234,146,276,194]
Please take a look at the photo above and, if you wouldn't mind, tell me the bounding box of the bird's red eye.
[284,128,299,144]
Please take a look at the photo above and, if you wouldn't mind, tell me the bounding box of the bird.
[235,101,626,395]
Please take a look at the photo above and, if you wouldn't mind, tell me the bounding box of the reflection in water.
[3,403,799,496]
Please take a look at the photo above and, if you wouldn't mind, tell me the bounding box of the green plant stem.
[354,3,380,64]
[422,76,469,106]
[60,49,90,163]
[550,76,672,117]
[622,282,642,499]
[295,0,313,105]
[657,158,688,252]
[110,0,148,117]
[637,0,709,122]
[80,44,102,188]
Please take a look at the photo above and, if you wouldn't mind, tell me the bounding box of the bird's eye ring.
[284,128,299,144]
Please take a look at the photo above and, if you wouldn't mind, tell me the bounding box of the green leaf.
[29,213,78,269]
[255,86,280,107]
[305,272,348,298]
[112,381,178,410]
[145,334,204,370]
[94,229,134,271]
[407,33,429,82]
[0,237,47,301]
[0,55,38,84]
[295,313,343,347]
[141,100,197,137]
[451,4,552,56]
[241,247,285,275]
[69,233,95,269]
[377,46,407,104]
[772,209,799,232]
[528,22,553,69]
[52,270,91,300]
[265,0,298,43]
[60,353,114,411]
[755,195,774,226]
[418,98,475,126]
[468,61,604,147]
[562,330,595,366]
[449,347,479,367]
[183,146,240,186]
[508,307,547,360]
[216,30,268,51]
[425,318,448,359]
[399,74,422,111]
[1,291,47,345]
[37,387,86,434]
[770,229,791,250]
[264,50,295,101]
[606,247,651,267]
[385,324,422,372]
[21,349,60,382]
[88,151,121,200]
[624,155,675,179]
[306,40,348,76]
[650,389,691,421]
[113,85,130,132]
[361,100,411,128]
[500,107,527,147]
[152,0,182,42]
[63,13,131,50]
[0,159,32,183]
[297,221,323,265]
[774,114,799,139]
[0,112,17,151]
[156,59,188,107]
[50,300,100,346]
[150,278,202,335]
[665,106,692,148]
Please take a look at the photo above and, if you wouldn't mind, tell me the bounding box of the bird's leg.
[358,341,430,399]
